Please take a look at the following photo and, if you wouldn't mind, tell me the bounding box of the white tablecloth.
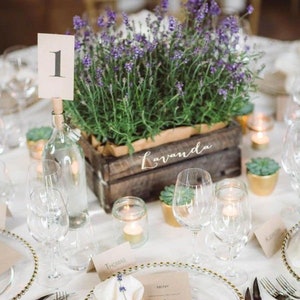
[1,38,300,300]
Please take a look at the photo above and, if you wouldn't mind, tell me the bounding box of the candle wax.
[123,223,143,244]
[222,205,238,218]
[251,132,269,150]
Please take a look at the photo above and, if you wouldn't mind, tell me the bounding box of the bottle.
[43,97,88,229]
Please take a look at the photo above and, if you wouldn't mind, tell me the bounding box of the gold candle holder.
[112,196,148,248]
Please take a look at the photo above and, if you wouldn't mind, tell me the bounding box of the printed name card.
[87,242,136,280]
[136,271,192,300]
[38,33,74,100]
[254,215,287,257]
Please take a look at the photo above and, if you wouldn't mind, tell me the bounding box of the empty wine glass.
[27,186,69,288]
[172,168,214,265]
[2,45,37,148]
[210,178,251,286]
[0,160,15,207]
[281,119,300,218]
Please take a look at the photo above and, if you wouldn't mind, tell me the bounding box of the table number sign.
[37,33,74,100]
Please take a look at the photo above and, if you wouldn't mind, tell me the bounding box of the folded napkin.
[286,229,300,268]
[94,274,144,300]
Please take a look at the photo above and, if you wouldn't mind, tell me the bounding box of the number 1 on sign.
[38,33,74,100]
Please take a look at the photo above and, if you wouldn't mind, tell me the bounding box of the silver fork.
[260,277,293,300]
[276,275,300,299]
[54,291,68,300]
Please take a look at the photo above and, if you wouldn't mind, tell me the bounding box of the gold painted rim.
[0,229,39,299]
[281,221,300,281]
[84,261,243,299]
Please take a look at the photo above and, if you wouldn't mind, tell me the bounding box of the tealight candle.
[222,204,238,218]
[112,196,148,248]
[123,222,143,244]
[251,132,270,150]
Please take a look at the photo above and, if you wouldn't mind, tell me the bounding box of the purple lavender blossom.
[97,16,105,28]
[73,15,86,30]
[247,5,254,15]
[82,55,92,69]
[168,16,176,32]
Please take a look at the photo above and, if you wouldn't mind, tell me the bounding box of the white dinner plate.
[84,261,243,300]
[0,229,38,299]
[281,221,300,281]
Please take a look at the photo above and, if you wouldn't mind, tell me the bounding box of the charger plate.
[84,261,243,299]
[0,229,38,299]
[281,222,300,281]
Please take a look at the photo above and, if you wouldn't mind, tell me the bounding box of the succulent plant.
[246,157,280,176]
[159,185,175,206]
[26,126,53,142]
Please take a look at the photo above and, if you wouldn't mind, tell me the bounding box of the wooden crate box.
[80,121,242,213]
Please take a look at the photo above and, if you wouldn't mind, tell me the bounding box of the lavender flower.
[66,0,262,150]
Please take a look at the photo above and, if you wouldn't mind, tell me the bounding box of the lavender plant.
[65,0,262,153]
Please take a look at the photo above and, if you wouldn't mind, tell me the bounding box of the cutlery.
[253,277,262,300]
[260,277,293,300]
[276,275,300,299]
[245,287,252,300]
[35,290,69,300]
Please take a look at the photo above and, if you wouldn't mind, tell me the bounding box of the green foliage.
[246,157,280,176]
[159,185,175,206]
[26,126,52,141]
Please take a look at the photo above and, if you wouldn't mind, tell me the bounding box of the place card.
[87,242,136,280]
[0,241,23,275]
[254,215,287,257]
[38,33,74,100]
[136,271,192,300]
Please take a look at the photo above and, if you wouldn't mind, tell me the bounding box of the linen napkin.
[0,241,23,275]
[286,229,300,268]
[93,274,144,300]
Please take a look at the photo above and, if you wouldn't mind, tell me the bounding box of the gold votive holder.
[112,196,148,248]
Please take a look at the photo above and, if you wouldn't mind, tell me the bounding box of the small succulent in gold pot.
[246,157,280,196]
[26,126,52,160]
[159,185,181,227]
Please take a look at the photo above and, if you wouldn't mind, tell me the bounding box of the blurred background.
[0,0,299,53]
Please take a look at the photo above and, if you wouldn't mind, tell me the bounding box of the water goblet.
[0,160,14,207]
[2,45,37,148]
[172,168,214,265]
[281,119,300,218]
[27,186,69,288]
[210,178,251,286]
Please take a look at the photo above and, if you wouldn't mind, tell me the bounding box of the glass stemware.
[2,45,37,148]
[27,186,69,288]
[209,178,251,286]
[281,119,300,218]
[172,168,214,265]
[0,160,14,207]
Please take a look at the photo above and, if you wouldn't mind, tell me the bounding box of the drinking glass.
[27,186,69,288]
[0,160,14,207]
[210,178,251,286]
[172,168,214,265]
[27,159,63,196]
[281,119,300,218]
[2,45,37,148]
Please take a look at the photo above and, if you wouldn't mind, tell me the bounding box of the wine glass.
[27,186,69,288]
[281,119,300,218]
[2,45,37,148]
[0,160,15,207]
[210,178,251,286]
[172,168,214,265]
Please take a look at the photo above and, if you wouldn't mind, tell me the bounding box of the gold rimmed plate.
[0,229,38,299]
[84,261,243,299]
[281,222,300,281]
